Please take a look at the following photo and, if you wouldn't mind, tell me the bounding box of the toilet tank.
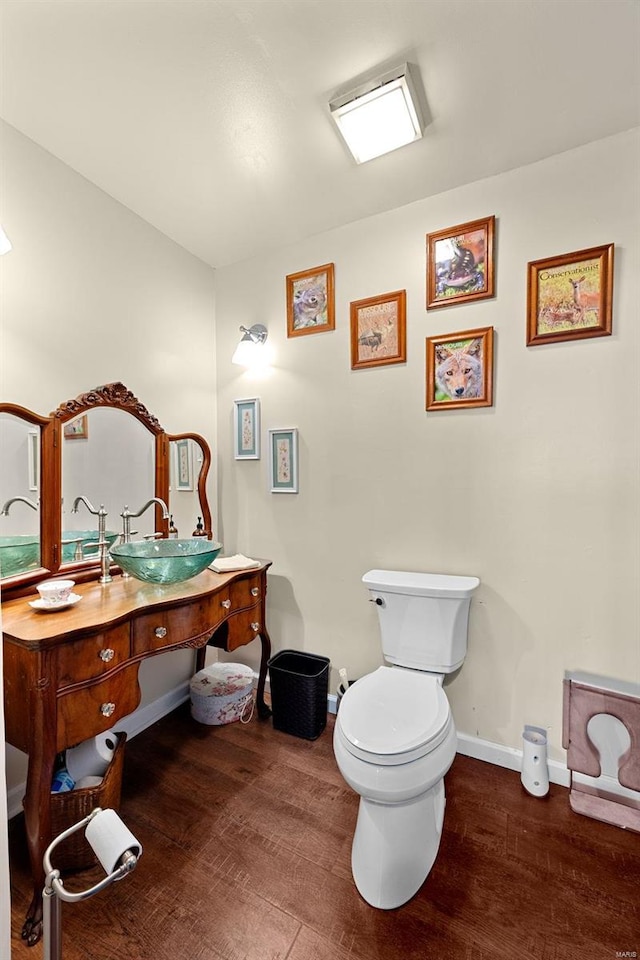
[362,570,480,673]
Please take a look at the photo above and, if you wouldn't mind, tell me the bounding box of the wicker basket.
[49,732,127,871]
[267,650,330,740]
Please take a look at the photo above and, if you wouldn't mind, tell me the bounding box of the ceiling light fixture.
[232,323,269,367]
[329,63,425,164]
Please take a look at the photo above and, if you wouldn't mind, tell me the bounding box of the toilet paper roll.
[66,731,117,781]
[74,775,103,790]
[85,808,143,875]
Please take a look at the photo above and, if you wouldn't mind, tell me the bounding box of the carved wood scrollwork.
[176,631,214,650]
[52,381,163,434]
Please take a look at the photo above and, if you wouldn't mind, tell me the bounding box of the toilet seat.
[337,666,451,766]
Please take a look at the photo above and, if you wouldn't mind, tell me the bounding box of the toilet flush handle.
[369,597,385,607]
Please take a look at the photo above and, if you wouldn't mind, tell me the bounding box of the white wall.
[1,121,217,790]
[215,128,640,764]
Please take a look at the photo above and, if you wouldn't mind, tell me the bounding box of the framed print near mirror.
[350,290,407,370]
[269,428,298,493]
[426,215,495,309]
[526,243,614,346]
[426,326,494,411]
[173,437,194,490]
[286,263,335,337]
[234,398,260,460]
[63,414,88,440]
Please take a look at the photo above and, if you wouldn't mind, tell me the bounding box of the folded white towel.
[210,554,261,573]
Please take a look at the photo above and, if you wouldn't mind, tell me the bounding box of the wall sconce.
[0,225,12,255]
[232,323,268,367]
[329,62,425,164]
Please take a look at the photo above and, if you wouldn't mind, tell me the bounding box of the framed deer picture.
[350,290,406,370]
[526,243,614,346]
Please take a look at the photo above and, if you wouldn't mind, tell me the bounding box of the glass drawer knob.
[100,702,116,717]
[99,648,115,662]
[251,587,260,597]
[155,626,167,638]
[251,622,260,632]
[222,599,231,609]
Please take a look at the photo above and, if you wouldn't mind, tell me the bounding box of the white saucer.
[29,593,82,612]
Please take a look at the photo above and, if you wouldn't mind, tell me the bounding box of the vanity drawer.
[227,606,262,652]
[56,624,131,687]
[229,574,263,611]
[131,592,230,656]
[56,664,141,750]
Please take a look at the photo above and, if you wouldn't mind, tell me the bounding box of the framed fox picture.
[426,327,494,411]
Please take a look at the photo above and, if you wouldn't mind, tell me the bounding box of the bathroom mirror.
[60,407,155,570]
[168,434,211,540]
[0,403,55,586]
[0,412,42,577]
[0,384,212,595]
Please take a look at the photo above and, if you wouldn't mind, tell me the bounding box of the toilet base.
[351,778,446,909]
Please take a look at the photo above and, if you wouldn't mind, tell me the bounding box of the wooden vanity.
[3,560,272,945]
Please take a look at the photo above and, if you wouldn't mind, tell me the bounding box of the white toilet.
[333,568,480,910]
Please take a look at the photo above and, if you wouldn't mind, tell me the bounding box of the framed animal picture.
[426,326,494,411]
[426,215,495,309]
[526,243,614,346]
[286,263,335,337]
[350,290,406,370]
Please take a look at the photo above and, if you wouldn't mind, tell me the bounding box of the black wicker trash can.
[267,649,330,740]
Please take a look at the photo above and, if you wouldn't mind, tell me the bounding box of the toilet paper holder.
[42,806,142,960]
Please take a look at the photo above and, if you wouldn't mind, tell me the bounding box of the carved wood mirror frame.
[0,382,212,598]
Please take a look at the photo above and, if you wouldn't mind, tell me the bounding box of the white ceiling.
[1,0,639,268]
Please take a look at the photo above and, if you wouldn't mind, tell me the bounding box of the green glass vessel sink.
[0,536,40,577]
[110,538,222,584]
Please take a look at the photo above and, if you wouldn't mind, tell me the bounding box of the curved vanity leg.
[21,677,57,946]
[256,626,272,720]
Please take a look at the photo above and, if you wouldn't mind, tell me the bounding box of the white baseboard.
[7,782,26,822]
[455,731,571,787]
[114,681,190,741]
[11,680,635,821]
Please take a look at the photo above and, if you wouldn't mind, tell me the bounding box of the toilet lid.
[338,666,450,760]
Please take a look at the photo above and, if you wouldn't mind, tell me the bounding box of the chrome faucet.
[120,498,170,543]
[1,495,38,515]
[72,495,111,585]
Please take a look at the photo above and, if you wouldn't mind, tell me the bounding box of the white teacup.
[37,579,75,606]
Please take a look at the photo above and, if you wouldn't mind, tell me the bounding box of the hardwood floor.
[9,704,640,959]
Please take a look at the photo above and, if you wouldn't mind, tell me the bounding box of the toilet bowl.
[334,666,457,908]
[333,569,479,910]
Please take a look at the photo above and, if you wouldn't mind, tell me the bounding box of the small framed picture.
[234,398,261,460]
[526,243,614,346]
[426,215,496,309]
[63,414,88,440]
[426,327,494,411]
[286,263,335,337]
[174,438,193,490]
[269,428,298,493]
[350,290,407,370]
